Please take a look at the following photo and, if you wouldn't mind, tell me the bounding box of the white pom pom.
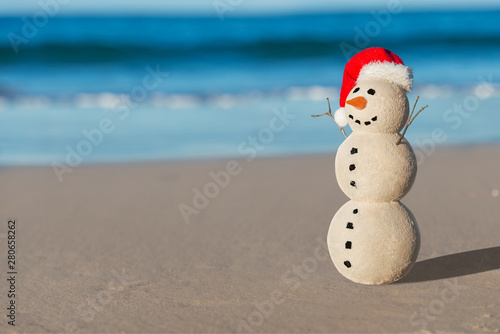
[334,107,348,128]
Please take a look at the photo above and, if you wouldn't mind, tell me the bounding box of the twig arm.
[311,98,347,138]
[396,96,428,145]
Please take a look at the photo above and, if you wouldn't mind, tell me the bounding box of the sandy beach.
[1,145,499,333]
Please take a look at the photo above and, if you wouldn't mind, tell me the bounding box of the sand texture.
[1,145,499,333]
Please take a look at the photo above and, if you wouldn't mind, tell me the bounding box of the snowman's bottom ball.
[327,200,420,285]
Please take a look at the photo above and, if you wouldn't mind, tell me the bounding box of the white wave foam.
[415,85,454,99]
[286,86,338,101]
[151,93,201,109]
[3,84,499,110]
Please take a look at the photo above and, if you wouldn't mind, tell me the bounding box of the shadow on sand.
[398,246,500,283]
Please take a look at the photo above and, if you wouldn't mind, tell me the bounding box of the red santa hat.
[334,47,413,128]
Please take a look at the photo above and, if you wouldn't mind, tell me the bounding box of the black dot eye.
[367,89,375,95]
[353,87,360,93]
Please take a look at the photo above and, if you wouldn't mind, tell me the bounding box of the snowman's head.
[344,78,409,133]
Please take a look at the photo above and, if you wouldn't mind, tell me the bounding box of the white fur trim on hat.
[358,61,413,92]
[334,107,348,128]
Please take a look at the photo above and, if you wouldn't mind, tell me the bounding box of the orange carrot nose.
[346,96,367,110]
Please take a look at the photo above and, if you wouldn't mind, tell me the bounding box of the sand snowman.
[321,48,427,285]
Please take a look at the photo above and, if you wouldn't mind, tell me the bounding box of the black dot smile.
[349,114,378,126]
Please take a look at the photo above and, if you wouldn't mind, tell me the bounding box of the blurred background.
[1,0,500,167]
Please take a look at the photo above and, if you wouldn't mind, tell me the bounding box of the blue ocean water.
[1,11,500,166]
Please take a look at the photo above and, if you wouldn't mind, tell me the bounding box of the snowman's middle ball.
[335,132,417,202]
